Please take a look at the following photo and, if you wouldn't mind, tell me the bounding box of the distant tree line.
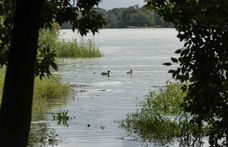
[61,5,173,29]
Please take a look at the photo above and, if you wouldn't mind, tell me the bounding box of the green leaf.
[50,61,58,71]
[175,49,182,54]
[163,62,172,66]
[171,57,178,63]
[168,70,175,73]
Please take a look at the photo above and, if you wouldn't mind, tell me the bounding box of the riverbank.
[39,27,102,58]
[0,74,73,121]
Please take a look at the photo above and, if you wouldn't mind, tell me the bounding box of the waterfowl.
[101,70,110,75]
[127,70,133,74]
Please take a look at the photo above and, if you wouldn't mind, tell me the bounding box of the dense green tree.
[0,0,106,146]
[96,8,107,19]
[116,6,139,27]
[66,5,173,29]
[106,10,116,28]
[112,8,124,16]
[65,6,173,29]
[130,13,149,27]
[145,0,228,146]
[140,7,155,26]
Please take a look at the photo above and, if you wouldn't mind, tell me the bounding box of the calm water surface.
[49,29,183,147]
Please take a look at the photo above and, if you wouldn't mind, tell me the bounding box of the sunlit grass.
[38,28,102,58]
[0,73,4,105]
[32,75,72,120]
[55,37,102,58]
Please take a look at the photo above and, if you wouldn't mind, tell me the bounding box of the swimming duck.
[101,70,110,75]
[127,70,133,74]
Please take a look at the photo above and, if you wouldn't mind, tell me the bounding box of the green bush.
[32,76,72,121]
[115,81,206,146]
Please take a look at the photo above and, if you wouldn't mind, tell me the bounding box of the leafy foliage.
[32,76,72,121]
[145,0,228,146]
[0,0,107,78]
[0,1,14,67]
[0,1,106,146]
[103,5,173,28]
[52,110,72,127]
[116,81,206,146]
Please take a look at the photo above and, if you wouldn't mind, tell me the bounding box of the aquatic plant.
[0,72,72,120]
[55,37,102,58]
[52,110,70,120]
[28,127,60,147]
[38,26,102,58]
[52,110,72,127]
[115,81,206,146]
[32,76,72,121]
[0,71,72,145]
[48,128,59,146]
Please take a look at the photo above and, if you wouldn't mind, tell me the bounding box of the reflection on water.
[34,29,192,147]
[29,123,60,147]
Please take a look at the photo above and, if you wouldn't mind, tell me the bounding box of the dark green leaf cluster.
[41,0,107,35]
[0,1,15,67]
[35,46,57,79]
[145,0,228,145]
[0,0,107,78]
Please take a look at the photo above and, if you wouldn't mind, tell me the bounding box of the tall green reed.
[38,25,102,58]
[32,76,72,121]
[55,37,102,58]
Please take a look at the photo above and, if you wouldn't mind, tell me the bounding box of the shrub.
[115,81,206,146]
[32,76,72,120]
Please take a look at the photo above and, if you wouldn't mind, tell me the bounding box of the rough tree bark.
[0,0,44,146]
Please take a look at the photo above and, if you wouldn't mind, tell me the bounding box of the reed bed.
[55,37,102,58]
[32,76,72,120]
[38,28,102,58]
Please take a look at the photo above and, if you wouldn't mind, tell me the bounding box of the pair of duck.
[101,70,133,75]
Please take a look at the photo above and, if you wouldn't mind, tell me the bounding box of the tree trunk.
[0,0,44,146]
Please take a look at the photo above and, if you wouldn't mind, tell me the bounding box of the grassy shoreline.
[39,27,102,58]
[32,76,72,121]
[0,74,73,121]
[55,37,102,58]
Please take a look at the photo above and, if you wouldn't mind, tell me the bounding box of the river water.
[48,28,183,147]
